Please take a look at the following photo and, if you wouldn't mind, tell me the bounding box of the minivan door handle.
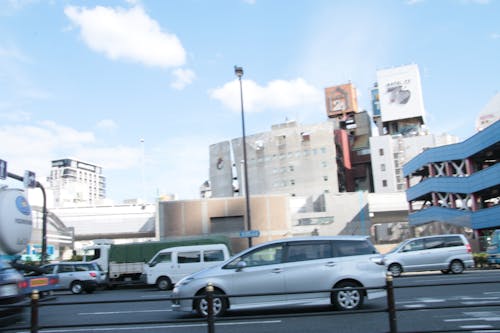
[325,262,336,267]
[272,268,283,274]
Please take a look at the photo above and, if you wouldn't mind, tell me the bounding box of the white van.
[144,244,230,290]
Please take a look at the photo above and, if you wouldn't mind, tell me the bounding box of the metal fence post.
[30,289,39,333]
[206,283,215,333]
[386,272,398,333]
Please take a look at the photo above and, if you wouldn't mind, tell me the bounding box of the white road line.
[445,317,500,322]
[460,325,493,329]
[14,320,282,333]
[78,309,172,315]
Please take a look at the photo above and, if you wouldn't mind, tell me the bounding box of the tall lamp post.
[234,65,252,247]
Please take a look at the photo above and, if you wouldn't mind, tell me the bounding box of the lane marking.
[78,309,172,315]
[14,320,282,333]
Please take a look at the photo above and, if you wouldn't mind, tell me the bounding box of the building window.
[381,163,386,172]
[323,176,328,181]
[290,179,295,186]
[289,165,294,172]
[382,180,387,187]
[379,148,384,156]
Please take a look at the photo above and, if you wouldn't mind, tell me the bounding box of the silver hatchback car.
[383,234,474,277]
[172,236,386,317]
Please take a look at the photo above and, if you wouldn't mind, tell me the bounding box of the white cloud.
[209,78,323,113]
[171,68,196,90]
[95,119,118,130]
[0,122,95,177]
[64,5,186,68]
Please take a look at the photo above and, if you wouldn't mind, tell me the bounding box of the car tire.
[388,263,403,277]
[156,277,172,291]
[195,289,227,317]
[450,260,464,274]
[331,281,364,311]
[70,281,84,294]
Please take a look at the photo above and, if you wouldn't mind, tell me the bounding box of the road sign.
[0,159,6,179]
[23,170,36,188]
[239,230,260,238]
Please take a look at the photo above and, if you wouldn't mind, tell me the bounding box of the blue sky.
[0,0,498,202]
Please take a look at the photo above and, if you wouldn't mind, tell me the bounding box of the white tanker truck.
[0,186,58,324]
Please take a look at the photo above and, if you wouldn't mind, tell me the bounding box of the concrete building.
[48,158,106,207]
[210,120,339,199]
[157,192,372,253]
[370,65,459,193]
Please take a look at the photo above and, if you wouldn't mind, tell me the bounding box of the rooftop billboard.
[377,64,425,123]
[324,83,359,118]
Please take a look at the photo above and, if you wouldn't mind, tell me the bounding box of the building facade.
[210,120,340,199]
[48,158,106,207]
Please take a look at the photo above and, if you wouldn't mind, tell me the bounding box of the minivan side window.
[444,236,464,247]
[178,251,201,264]
[402,239,424,252]
[425,237,445,249]
[286,242,332,262]
[204,250,224,262]
[225,244,284,268]
[333,240,376,257]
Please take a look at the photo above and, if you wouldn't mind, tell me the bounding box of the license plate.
[0,284,18,297]
[30,278,49,287]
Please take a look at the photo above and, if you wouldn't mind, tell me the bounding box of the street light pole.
[234,65,252,248]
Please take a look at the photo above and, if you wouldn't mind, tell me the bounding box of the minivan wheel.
[156,277,172,291]
[450,260,464,274]
[195,290,227,317]
[331,281,364,311]
[388,263,403,277]
[70,281,84,294]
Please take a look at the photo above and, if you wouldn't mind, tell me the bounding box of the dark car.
[0,260,27,326]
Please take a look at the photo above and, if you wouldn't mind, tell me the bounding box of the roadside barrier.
[3,273,500,333]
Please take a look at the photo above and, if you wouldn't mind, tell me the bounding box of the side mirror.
[235,261,247,272]
[149,262,156,267]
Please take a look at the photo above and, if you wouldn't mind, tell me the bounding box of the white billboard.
[377,64,425,123]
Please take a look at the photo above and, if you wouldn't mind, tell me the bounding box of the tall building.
[48,158,106,207]
[370,64,459,193]
[210,120,339,200]
[324,83,373,192]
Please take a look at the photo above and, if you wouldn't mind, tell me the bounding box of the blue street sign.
[239,230,260,238]
[0,159,6,180]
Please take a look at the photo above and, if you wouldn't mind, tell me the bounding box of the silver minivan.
[172,236,386,317]
[383,234,474,277]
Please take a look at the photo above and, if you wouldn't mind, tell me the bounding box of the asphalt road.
[5,269,500,333]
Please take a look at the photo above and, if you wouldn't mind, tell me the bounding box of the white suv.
[383,234,474,277]
[172,236,386,317]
